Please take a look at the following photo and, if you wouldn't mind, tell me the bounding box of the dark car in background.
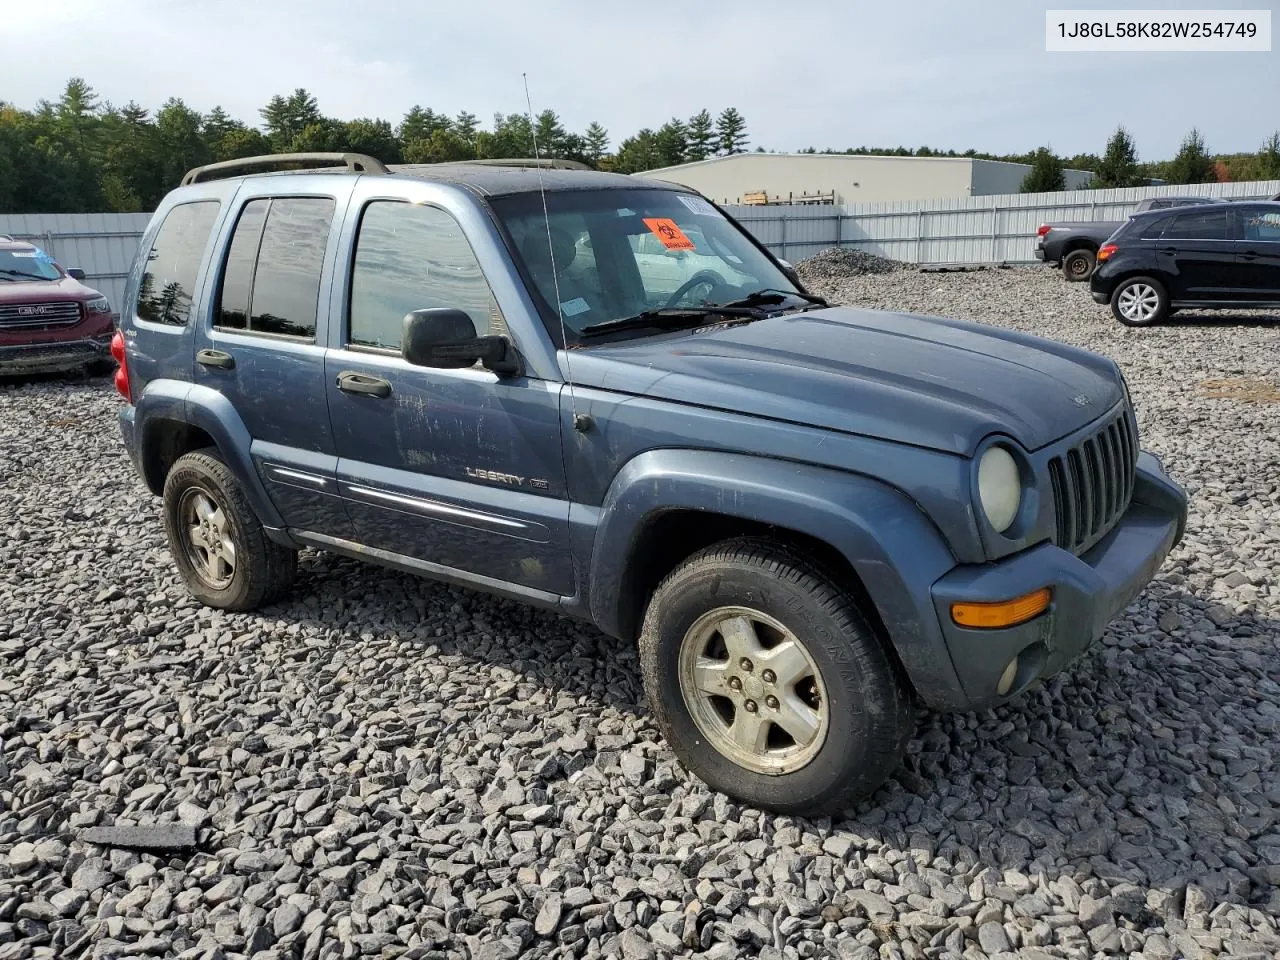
[0,236,115,375]
[1090,202,1280,325]
[1035,196,1225,281]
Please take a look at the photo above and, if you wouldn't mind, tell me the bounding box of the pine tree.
[715,107,748,155]
[1094,127,1141,188]
[260,88,320,149]
[584,122,609,166]
[1166,128,1215,184]
[654,118,688,167]
[454,111,479,144]
[1258,132,1280,180]
[686,109,715,161]
[1020,147,1066,193]
[534,110,566,157]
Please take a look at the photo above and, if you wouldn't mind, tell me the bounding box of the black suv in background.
[1090,202,1280,326]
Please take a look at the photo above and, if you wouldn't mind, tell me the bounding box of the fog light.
[951,588,1051,629]
[996,657,1019,696]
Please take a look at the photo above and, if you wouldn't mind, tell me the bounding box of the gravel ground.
[2,265,1279,960]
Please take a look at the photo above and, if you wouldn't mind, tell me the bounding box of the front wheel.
[639,539,914,815]
[1111,276,1169,326]
[163,449,296,610]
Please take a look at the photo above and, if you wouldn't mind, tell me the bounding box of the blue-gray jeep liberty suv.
[114,152,1188,814]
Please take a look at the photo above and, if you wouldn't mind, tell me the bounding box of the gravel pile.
[796,248,904,280]
[2,267,1279,960]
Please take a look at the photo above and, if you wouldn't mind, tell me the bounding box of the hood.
[0,275,99,304]
[567,306,1123,455]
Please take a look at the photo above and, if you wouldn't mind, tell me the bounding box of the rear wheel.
[639,539,914,815]
[163,449,296,610]
[1111,276,1169,326]
[1062,248,1096,281]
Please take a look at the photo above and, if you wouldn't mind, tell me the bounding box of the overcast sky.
[4,0,1276,160]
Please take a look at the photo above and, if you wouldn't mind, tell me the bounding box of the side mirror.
[401,308,521,376]
[67,267,87,281]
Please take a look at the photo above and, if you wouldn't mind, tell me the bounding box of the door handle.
[1157,247,1178,255]
[196,349,235,370]
[1241,250,1259,260]
[337,371,392,399]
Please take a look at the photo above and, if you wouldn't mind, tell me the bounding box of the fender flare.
[133,380,285,529]
[586,449,968,707]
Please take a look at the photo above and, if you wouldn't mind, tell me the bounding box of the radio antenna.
[523,73,579,428]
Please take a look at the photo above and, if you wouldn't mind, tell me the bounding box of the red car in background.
[0,235,115,376]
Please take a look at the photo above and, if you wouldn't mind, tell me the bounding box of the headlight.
[978,445,1021,533]
[86,297,112,314]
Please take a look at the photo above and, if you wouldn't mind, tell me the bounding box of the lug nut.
[744,699,758,713]
[766,695,779,710]
[728,676,742,691]
[739,658,753,672]
[761,669,776,684]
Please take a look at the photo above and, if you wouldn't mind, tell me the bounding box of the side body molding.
[583,449,968,707]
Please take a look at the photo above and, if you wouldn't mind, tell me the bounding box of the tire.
[1110,276,1169,327]
[639,538,914,815]
[162,449,296,611]
[1062,248,1096,282]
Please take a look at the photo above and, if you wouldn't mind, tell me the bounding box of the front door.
[192,188,354,537]
[323,195,574,597]
[1155,207,1242,300]
[1237,205,1280,301]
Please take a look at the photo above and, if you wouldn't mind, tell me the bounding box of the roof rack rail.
[180,152,390,186]
[0,234,13,242]
[455,158,593,171]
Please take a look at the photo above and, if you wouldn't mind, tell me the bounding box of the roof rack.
[180,152,390,186]
[0,234,13,242]
[454,158,593,171]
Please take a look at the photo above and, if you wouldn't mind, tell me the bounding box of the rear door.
[322,181,573,597]
[1236,205,1280,301]
[192,179,355,536]
[1155,207,1242,300]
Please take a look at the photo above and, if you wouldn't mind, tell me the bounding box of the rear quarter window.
[136,201,221,326]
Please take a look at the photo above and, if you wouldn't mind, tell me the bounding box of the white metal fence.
[3,179,1278,313]
[726,179,1280,265]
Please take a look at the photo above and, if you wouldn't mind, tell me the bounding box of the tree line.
[1020,126,1280,192]
[3,79,1279,213]
[0,79,754,214]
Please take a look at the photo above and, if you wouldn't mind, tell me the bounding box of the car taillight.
[1036,224,1052,237]
[110,331,132,403]
[1097,243,1118,262]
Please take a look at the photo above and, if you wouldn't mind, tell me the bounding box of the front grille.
[1048,407,1137,554]
[0,301,83,329]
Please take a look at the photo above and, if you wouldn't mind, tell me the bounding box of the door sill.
[291,529,566,610]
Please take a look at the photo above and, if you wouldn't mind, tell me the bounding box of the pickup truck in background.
[1035,196,1225,281]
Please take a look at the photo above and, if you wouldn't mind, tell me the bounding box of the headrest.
[521,227,577,274]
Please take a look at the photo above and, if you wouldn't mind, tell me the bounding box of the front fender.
[132,379,285,530]
[587,449,969,709]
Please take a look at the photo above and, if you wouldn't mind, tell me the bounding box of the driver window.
[349,201,506,350]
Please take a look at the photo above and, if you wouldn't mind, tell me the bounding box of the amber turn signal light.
[951,588,1052,629]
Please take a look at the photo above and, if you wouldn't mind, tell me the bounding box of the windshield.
[0,247,62,282]
[490,188,798,344]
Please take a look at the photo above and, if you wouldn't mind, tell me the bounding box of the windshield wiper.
[0,269,45,281]
[717,288,830,309]
[579,305,767,338]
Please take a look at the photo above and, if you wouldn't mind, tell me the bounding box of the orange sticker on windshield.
[643,218,695,250]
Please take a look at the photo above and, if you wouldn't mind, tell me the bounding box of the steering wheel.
[665,270,727,308]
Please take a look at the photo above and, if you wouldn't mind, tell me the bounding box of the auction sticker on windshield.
[643,218,696,250]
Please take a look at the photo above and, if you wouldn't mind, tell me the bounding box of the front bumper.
[0,335,113,375]
[930,451,1187,709]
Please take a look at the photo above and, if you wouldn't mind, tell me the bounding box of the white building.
[638,153,1095,205]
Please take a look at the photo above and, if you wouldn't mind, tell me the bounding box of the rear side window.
[348,201,504,350]
[1137,215,1173,239]
[216,197,335,340]
[1162,210,1230,241]
[136,201,220,326]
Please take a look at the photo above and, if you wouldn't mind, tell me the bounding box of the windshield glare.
[0,248,62,282]
[491,189,798,342]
